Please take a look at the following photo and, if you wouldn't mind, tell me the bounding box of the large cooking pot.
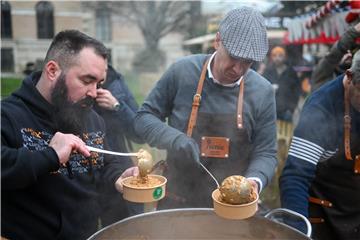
[88,208,311,239]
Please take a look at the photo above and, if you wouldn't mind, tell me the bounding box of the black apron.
[308,82,360,240]
[159,59,253,209]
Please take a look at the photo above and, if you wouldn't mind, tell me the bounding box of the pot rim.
[88,208,311,240]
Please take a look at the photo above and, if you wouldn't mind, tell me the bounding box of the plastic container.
[122,175,167,203]
[212,188,258,220]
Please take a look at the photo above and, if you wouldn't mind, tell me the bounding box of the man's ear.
[214,32,221,50]
[44,60,61,82]
[345,69,353,84]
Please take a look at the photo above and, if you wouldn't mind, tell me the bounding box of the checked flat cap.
[219,7,269,62]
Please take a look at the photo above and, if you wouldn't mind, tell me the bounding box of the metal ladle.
[86,146,153,178]
[199,162,219,188]
[86,146,218,186]
[86,146,139,157]
[137,149,153,177]
[198,162,253,203]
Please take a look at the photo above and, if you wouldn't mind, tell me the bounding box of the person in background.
[263,46,301,122]
[1,30,138,240]
[23,62,36,76]
[94,65,144,226]
[134,7,277,209]
[311,21,360,92]
[280,50,360,239]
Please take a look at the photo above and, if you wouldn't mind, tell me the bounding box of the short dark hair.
[44,30,108,71]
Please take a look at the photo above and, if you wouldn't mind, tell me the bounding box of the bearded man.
[1,30,138,240]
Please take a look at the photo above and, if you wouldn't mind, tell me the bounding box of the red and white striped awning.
[284,0,359,45]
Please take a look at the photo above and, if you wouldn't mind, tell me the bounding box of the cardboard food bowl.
[122,175,167,203]
[212,189,259,220]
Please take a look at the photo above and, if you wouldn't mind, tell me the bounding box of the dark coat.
[263,65,301,121]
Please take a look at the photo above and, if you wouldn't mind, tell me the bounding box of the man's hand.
[173,134,200,165]
[247,179,259,195]
[49,132,90,165]
[115,166,139,193]
[96,88,119,111]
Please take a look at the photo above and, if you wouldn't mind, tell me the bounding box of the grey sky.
[201,0,281,14]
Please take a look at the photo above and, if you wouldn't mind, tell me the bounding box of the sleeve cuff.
[247,177,263,193]
[46,146,61,171]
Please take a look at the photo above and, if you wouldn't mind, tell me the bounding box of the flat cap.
[219,7,269,62]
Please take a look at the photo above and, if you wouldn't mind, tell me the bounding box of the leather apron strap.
[344,81,352,161]
[309,196,333,207]
[237,76,245,129]
[187,59,245,137]
[186,59,209,137]
[343,80,360,174]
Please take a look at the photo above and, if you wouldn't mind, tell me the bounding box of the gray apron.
[159,59,253,209]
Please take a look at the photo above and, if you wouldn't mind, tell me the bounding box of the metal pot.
[88,208,311,240]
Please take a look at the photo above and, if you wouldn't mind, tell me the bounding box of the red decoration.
[285,0,360,45]
[345,0,360,23]
[283,31,340,45]
[305,0,341,28]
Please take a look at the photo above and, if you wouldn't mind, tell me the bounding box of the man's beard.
[51,73,95,135]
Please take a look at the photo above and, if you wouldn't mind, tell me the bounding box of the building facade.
[1,0,186,75]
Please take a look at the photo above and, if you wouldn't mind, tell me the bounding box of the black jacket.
[1,72,125,240]
[94,65,143,154]
[263,65,301,121]
[94,65,145,225]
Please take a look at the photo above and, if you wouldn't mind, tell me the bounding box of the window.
[1,48,15,72]
[36,1,54,39]
[1,1,12,39]
[95,8,112,42]
[107,48,112,65]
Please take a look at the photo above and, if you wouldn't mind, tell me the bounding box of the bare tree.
[129,1,192,50]
[127,1,195,72]
[83,1,197,72]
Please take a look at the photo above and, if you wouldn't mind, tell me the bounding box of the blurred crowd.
[256,21,360,126]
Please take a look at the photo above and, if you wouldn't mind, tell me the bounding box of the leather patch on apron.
[200,136,230,158]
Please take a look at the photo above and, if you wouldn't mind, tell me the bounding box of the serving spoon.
[86,145,139,157]
[199,162,220,188]
[86,145,153,177]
